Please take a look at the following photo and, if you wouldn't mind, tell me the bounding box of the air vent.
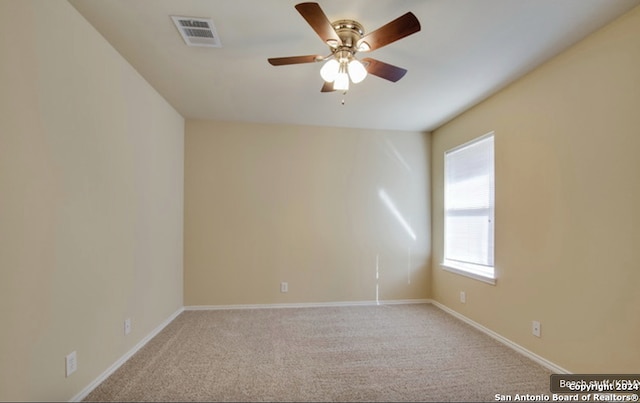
[171,16,221,48]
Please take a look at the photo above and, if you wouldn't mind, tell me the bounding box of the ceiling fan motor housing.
[330,19,365,57]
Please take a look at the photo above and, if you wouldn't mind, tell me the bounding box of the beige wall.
[0,1,184,401]
[431,6,640,373]
[185,120,430,306]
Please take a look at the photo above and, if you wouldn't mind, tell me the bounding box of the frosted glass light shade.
[320,59,340,82]
[348,59,367,83]
[334,71,349,91]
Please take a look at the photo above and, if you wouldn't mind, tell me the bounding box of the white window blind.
[443,133,495,281]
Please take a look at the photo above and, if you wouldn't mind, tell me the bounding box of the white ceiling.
[68,0,639,132]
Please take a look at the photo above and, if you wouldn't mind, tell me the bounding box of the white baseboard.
[69,307,185,402]
[185,298,431,311]
[430,300,570,375]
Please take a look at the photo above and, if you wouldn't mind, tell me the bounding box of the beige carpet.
[84,304,552,402]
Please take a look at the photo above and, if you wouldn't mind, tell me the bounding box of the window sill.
[441,262,497,285]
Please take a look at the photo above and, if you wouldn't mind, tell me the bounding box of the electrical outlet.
[532,320,541,337]
[460,291,466,303]
[280,282,288,293]
[124,318,132,335]
[65,351,77,377]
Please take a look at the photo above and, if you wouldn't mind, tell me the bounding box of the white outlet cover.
[532,320,541,337]
[65,351,77,377]
[460,291,466,303]
[124,318,132,335]
[280,282,288,293]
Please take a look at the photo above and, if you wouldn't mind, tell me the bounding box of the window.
[443,133,495,284]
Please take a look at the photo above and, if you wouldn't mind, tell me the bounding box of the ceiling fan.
[267,2,421,93]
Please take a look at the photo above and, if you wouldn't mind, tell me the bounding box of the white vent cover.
[171,16,221,48]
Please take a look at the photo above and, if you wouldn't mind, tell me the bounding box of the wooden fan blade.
[268,55,321,66]
[357,12,420,52]
[362,58,407,82]
[295,2,342,46]
[321,81,335,92]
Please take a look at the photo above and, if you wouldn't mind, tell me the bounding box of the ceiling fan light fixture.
[348,59,367,83]
[320,59,340,82]
[334,62,349,91]
[268,3,422,94]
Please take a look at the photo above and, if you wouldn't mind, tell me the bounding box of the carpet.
[83,304,552,402]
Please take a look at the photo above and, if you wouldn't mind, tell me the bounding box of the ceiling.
[68,0,639,132]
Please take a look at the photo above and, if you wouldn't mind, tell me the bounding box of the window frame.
[441,132,496,285]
